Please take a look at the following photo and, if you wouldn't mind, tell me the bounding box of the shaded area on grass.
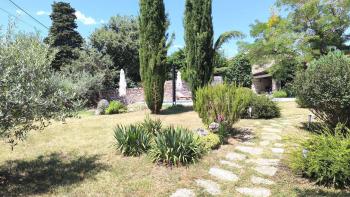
[231,127,255,142]
[295,188,350,197]
[160,105,193,115]
[0,152,109,196]
[299,122,326,134]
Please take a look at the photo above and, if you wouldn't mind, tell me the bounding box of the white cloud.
[36,10,49,16]
[75,10,96,25]
[100,19,106,24]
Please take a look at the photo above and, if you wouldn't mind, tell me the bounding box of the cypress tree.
[139,0,168,114]
[184,0,214,100]
[46,2,83,70]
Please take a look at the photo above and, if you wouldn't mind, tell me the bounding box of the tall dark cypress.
[184,0,214,100]
[139,0,168,114]
[46,2,83,70]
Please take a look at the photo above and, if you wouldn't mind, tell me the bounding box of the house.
[251,62,280,94]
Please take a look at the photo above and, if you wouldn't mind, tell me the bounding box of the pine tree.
[139,0,168,114]
[184,0,214,100]
[46,2,83,70]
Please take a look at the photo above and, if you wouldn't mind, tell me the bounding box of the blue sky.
[0,0,276,57]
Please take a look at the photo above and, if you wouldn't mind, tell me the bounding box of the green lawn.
[0,102,349,196]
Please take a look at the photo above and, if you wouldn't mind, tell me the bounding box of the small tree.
[224,54,252,87]
[139,0,169,114]
[294,51,350,128]
[90,16,140,83]
[46,1,83,70]
[0,28,79,147]
[184,0,243,100]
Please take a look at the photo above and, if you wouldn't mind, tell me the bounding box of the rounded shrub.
[149,127,203,166]
[195,84,252,126]
[114,124,152,156]
[249,95,280,119]
[272,90,288,98]
[105,101,127,115]
[290,125,350,188]
[199,132,221,151]
[294,51,350,128]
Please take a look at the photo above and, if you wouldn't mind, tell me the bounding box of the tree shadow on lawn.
[295,188,350,197]
[160,105,193,115]
[0,152,109,196]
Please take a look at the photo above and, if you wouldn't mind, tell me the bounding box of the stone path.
[170,119,286,197]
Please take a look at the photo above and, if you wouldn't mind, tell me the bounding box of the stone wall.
[103,80,192,104]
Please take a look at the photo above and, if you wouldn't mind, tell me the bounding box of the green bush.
[114,124,152,156]
[290,124,350,188]
[294,51,350,128]
[199,132,221,151]
[195,84,252,126]
[295,97,308,108]
[149,127,203,166]
[140,115,162,135]
[248,96,280,119]
[105,101,127,115]
[272,90,288,98]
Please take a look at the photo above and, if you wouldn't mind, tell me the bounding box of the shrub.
[195,84,252,126]
[272,90,288,98]
[114,124,152,156]
[248,96,280,119]
[105,101,127,115]
[294,51,350,128]
[295,97,308,108]
[290,124,350,188]
[149,127,203,166]
[199,132,221,151]
[140,115,162,135]
[223,53,252,88]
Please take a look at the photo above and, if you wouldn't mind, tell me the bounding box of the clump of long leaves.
[149,127,204,166]
[140,115,162,135]
[114,124,152,156]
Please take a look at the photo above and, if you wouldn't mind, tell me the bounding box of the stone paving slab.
[236,187,271,197]
[261,133,282,141]
[271,148,284,154]
[251,176,275,185]
[259,141,270,146]
[274,143,284,147]
[246,158,280,166]
[255,166,278,177]
[236,146,263,155]
[220,160,243,169]
[195,179,221,195]
[226,152,247,161]
[170,189,195,197]
[209,167,239,182]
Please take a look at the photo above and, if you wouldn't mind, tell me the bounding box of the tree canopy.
[90,15,140,83]
[45,1,83,70]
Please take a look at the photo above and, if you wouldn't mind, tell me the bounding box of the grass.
[0,102,349,196]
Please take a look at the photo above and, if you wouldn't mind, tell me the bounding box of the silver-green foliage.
[149,127,203,166]
[195,84,252,126]
[114,124,152,156]
[0,28,78,146]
